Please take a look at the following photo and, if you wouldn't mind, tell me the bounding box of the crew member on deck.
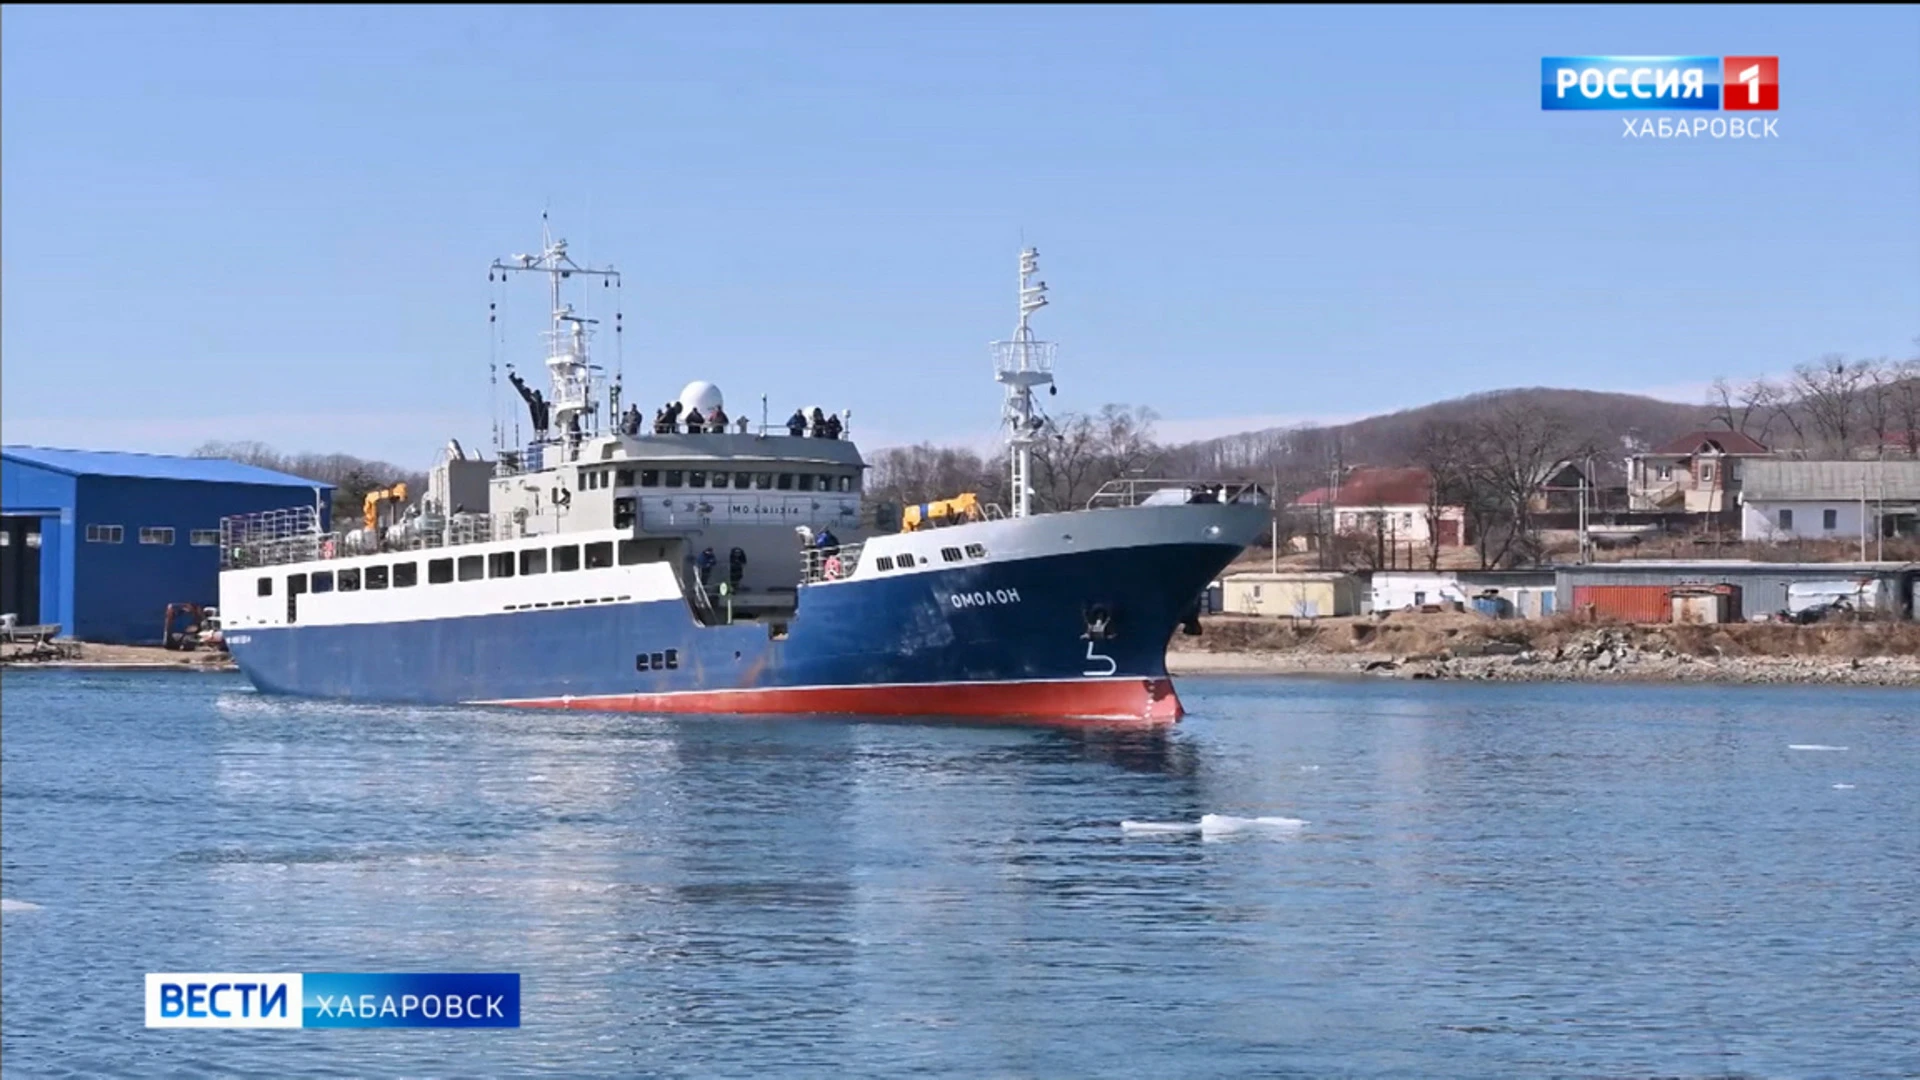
[787,409,808,437]
[809,407,827,438]
[653,406,670,434]
[685,407,705,435]
[697,547,717,587]
[708,404,729,431]
[823,412,842,440]
[508,371,550,442]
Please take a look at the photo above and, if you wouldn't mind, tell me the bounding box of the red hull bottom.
[485,677,1184,725]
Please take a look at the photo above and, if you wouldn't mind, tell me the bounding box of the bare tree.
[1707,376,1781,440]
[1030,404,1162,511]
[1891,355,1920,460]
[1793,355,1872,456]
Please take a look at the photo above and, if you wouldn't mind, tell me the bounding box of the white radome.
[678,381,724,414]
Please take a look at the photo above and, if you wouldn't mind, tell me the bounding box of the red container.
[1573,584,1673,623]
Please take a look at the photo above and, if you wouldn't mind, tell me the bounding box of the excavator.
[901,492,982,532]
[364,482,409,532]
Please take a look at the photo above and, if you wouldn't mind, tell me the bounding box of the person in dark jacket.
[787,409,807,437]
[708,404,729,431]
[823,413,842,440]
[508,371,550,442]
[809,407,827,438]
[685,407,705,435]
[696,547,717,587]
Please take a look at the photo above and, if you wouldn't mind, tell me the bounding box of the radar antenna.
[489,215,621,463]
[991,247,1056,518]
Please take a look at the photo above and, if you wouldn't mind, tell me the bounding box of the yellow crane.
[363,483,409,532]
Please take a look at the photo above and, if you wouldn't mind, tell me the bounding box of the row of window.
[260,539,661,597]
[874,542,987,573]
[1777,508,1839,531]
[580,466,855,493]
[85,525,220,546]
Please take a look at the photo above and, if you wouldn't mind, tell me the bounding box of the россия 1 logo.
[1541,56,1778,110]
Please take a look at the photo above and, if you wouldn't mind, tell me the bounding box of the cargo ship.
[216,228,1266,723]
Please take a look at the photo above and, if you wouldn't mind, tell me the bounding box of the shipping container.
[1572,584,1672,623]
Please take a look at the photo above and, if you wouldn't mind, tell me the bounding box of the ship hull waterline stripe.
[470,676,1184,724]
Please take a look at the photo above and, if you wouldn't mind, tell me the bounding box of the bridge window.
[688,470,706,488]
[616,468,634,487]
[457,555,484,582]
[288,572,307,594]
[428,558,453,584]
[736,472,753,489]
[190,529,220,546]
[489,552,515,578]
[797,474,814,492]
[393,562,418,587]
[520,548,547,575]
[139,526,175,545]
[337,568,361,592]
[618,539,646,565]
[640,469,659,488]
[941,547,962,563]
[755,473,773,490]
[839,476,854,493]
[665,470,683,488]
[257,577,273,597]
[366,565,389,590]
[711,472,729,489]
[85,524,124,544]
[552,545,581,572]
[585,541,613,569]
[777,473,794,491]
[312,571,334,594]
[820,475,834,492]
[876,556,894,571]
[964,543,986,558]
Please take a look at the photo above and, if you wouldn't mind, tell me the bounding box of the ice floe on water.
[2,899,43,913]
[1833,783,1857,790]
[1789,744,1849,751]
[1121,814,1308,837]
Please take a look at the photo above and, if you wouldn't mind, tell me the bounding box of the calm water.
[2,670,1916,1079]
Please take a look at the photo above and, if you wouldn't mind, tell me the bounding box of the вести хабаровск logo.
[144,972,520,1029]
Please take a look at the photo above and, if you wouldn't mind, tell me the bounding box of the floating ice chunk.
[1,899,42,913]
[525,775,550,783]
[1789,745,1849,751]
[1123,815,1309,836]
[1120,820,1200,834]
[1832,783,1856,790]
[1298,765,1322,773]
[1199,814,1308,835]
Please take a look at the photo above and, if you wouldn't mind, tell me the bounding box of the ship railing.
[219,505,523,569]
[1084,478,1269,511]
[800,541,864,585]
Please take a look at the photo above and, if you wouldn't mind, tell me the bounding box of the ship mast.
[490,217,621,463]
[992,247,1055,518]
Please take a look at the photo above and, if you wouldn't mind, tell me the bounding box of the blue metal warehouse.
[1,447,333,644]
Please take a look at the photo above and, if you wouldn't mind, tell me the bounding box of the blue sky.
[4,5,1916,466]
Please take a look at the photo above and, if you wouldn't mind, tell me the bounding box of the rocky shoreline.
[1168,623,1920,687]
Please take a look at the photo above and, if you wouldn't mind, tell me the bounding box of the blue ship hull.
[226,538,1241,722]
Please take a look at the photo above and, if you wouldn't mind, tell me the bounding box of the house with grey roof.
[1738,459,1920,543]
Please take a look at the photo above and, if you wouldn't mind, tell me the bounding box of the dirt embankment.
[0,641,236,671]
[1170,613,1920,686]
